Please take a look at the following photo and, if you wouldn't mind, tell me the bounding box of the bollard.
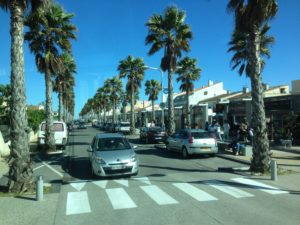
[36,175,44,201]
[271,160,277,181]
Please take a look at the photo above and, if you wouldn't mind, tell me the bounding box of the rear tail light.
[189,134,193,144]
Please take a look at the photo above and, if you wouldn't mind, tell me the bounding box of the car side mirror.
[87,146,93,152]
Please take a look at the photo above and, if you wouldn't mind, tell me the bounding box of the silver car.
[87,133,139,177]
[165,129,218,158]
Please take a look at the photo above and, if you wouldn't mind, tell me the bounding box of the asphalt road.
[50,127,299,225]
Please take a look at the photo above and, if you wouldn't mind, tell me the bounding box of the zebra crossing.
[64,176,289,216]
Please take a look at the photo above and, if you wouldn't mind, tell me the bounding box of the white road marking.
[204,180,254,198]
[35,156,63,178]
[141,185,178,205]
[132,176,151,185]
[113,179,129,187]
[173,183,218,201]
[33,165,45,171]
[106,188,137,210]
[92,180,108,189]
[70,182,86,191]
[66,191,91,215]
[232,177,289,195]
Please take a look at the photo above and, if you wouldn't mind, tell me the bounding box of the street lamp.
[144,66,165,130]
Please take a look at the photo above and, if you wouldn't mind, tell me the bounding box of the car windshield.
[191,132,211,139]
[149,127,162,132]
[97,137,131,151]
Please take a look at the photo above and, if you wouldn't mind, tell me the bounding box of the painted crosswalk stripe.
[173,183,218,202]
[132,177,151,185]
[204,180,254,198]
[70,182,86,191]
[141,185,178,205]
[113,179,129,187]
[232,177,288,195]
[92,180,108,189]
[106,188,137,209]
[66,191,91,215]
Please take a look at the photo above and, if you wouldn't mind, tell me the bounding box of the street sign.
[163,88,169,94]
[160,102,166,109]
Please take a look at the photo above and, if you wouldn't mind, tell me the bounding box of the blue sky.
[0,0,299,117]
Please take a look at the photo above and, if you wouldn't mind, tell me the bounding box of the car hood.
[94,149,135,164]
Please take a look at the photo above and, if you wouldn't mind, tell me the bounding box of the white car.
[165,129,218,158]
[115,122,131,134]
[38,121,68,151]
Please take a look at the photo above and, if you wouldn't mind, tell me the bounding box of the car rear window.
[97,137,131,151]
[191,132,211,139]
[41,123,64,131]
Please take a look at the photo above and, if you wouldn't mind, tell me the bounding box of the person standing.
[223,120,230,140]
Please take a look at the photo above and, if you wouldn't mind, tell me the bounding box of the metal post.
[160,69,165,130]
[36,175,44,201]
[271,160,277,181]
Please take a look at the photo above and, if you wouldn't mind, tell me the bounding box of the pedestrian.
[223,120,230,140]
[214,122,222,141]
[205,121,209,131]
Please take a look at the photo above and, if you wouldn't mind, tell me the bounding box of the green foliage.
[0,84,11,125]
[27,109,45,132]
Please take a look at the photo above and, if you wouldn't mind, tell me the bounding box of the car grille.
[103,167,132,175]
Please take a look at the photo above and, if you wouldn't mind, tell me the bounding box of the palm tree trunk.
[130,84,135,134]
[58,84,63,121]
[249,28,271,174]
[8,2,34,193]
[45,59,56,152]
[186,89,190,128]
[168,69,175,134]
[152,99,155,122]
[113,99,116,125]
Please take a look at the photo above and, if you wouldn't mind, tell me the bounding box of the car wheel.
[182,147,189,159]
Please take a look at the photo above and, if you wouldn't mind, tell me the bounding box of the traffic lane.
[66,127,98,181]
[135,145,248,178]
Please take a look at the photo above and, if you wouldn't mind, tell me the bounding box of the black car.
[140,126,168,144]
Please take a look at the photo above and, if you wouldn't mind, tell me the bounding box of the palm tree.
[104,77,123,125]
[54,53,76,122]
[25,3,76,152]
[118,55,145,134]
[145,6,192,134]
[96,87,110,122]
[227,0,278,174]
[0,0,51,193]
[176,57,201,128]
[145,80,161,122]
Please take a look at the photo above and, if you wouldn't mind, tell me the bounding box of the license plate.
[111,165,124,170]
[201,147,211,151]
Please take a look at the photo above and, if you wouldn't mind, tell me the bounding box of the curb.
[217,153,251,165]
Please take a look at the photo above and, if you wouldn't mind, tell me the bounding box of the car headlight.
[130,155,137,162]
[95,157,106,164]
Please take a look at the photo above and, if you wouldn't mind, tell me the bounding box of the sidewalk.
[218,144,300,173]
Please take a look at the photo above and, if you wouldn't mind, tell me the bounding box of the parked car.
[38,121,68,151]
[115,122,131,134]
[140,126,168,143]
[87,133,139,177]
[165,129,218,158]
[78,122,87,129]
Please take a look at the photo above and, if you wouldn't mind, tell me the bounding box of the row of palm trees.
[80,54,201,133]
[81,1,279,175]
[1,0,77,192]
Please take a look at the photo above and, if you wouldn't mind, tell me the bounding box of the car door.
[174,130,186,151]
[88,137,96,163]
[168,133,179,151]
